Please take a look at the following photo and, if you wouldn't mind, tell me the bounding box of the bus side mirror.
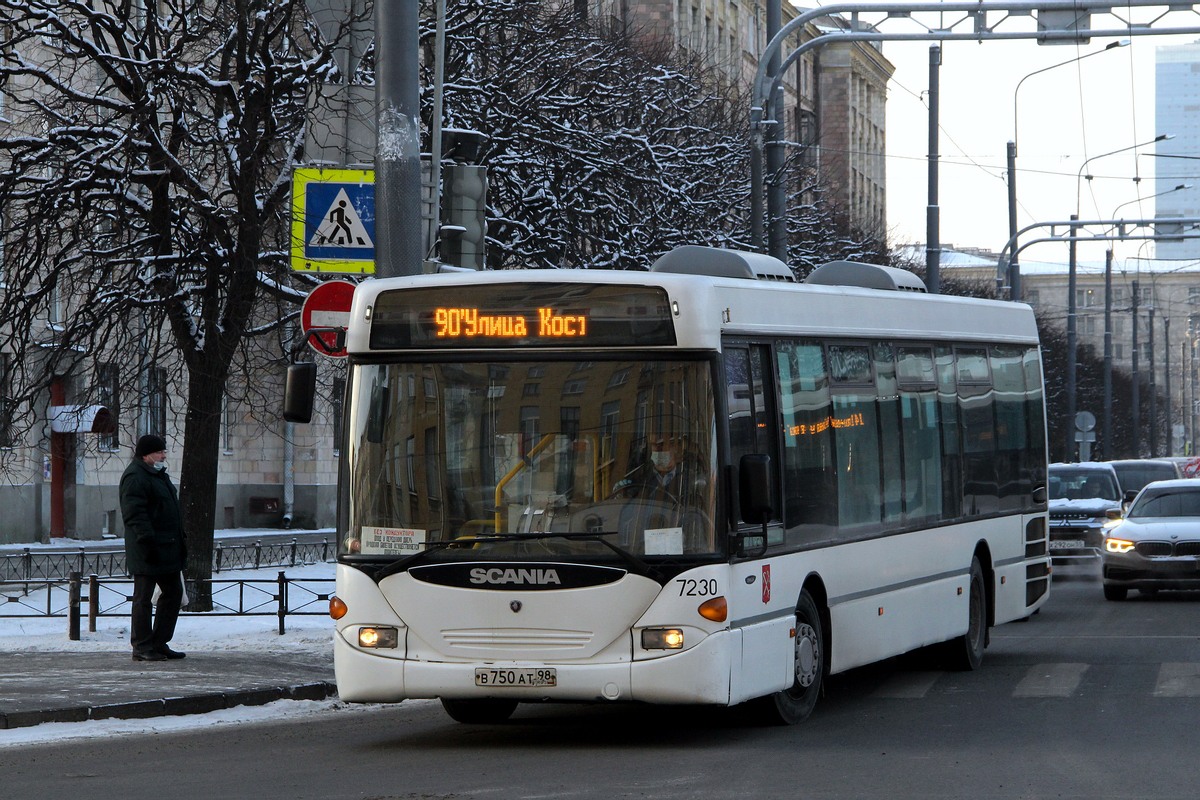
[283,363,317,423]
[1032,485,1047,505]
[739,454,773,524]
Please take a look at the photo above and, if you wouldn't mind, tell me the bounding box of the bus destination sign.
[370,283,677,349]
[433,306,588,339]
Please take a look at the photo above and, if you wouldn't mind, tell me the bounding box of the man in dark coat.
[120,434,187,662]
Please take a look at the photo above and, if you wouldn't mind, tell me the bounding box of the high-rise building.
[1154,40,1200,260]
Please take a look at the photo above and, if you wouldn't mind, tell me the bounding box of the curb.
[0,681,338,731]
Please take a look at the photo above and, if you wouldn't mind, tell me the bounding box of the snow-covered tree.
[0,0,884,604]
[0,0,340,608]
[415,0,884,270]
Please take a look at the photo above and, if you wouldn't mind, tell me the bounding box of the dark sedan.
[1102,479,1200,601]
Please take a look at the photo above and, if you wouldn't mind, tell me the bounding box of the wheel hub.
[795,622,819,688]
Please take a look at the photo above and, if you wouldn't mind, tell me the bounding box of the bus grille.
[441,628,595,650]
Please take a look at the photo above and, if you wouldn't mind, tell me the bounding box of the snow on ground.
[0,561,337,655]
[0,697,394,749]
[0,555,410,749]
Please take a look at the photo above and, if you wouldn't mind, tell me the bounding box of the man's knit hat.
[135,434,167,458]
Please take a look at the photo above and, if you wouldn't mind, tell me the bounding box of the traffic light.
[440,163,487,270]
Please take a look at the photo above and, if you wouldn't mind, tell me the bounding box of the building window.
[145,366,167,438]
[96,362,120,451]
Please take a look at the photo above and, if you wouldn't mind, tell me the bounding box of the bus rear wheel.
[756,590,824,725]
[440,698,518,724]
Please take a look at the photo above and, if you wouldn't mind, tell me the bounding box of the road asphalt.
[0,650,336,730]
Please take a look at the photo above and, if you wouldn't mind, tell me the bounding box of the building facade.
[1155,40,1200,260]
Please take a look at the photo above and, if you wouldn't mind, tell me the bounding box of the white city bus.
[289,246,1051,724]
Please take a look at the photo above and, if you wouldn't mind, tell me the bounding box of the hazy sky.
[882,29,1200,263]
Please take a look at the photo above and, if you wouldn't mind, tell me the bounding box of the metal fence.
[0,538,334,582]
[0,571,335,637]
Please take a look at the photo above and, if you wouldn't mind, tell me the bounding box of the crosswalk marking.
[1013,663,1089,697]
[849,663,1200,700]
[1153,663,1200,697]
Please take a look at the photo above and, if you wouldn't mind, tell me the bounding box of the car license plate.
[1050,539,1086,550]
[474,668,557,688]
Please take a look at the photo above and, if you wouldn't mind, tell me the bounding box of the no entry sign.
[301,280,355,358]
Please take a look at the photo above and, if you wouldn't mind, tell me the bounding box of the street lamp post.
[1007,40,1128,300]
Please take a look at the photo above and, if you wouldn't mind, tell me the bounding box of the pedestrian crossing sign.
[291,168,376,274]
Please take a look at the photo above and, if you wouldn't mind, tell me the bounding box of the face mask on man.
[153,461,168,472]
[650,450,674,471]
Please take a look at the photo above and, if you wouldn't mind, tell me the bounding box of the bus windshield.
[343,358,719,560]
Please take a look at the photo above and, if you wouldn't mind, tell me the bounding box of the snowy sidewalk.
[0,562,338,731]
[0,649,335,729]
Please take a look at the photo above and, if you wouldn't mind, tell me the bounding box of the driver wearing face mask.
[611,435,695,504]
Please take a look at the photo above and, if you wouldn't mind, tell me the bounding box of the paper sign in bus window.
[644,527,683,555]
[361,526,427,556]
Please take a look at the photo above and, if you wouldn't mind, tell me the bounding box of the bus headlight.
[358,626,399,648]
[641,628,685,650]
[1105,538,1136,554]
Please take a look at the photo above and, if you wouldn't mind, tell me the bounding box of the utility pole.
[765,0,784,259]
[1165,316,1172,455]
[374,0,423,278]
[1102,248,1113,460]
[926,45,941,294]
[1149,303,1157,457]
[1006,140,1019,300]
[1132,280,1141,457]
[1066,214,1078,459]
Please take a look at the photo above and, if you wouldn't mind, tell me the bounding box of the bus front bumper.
[333,627,734,707]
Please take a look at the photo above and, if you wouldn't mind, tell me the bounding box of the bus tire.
[440,698,518,724]
[756,590,824,725]
[944,556,987,671]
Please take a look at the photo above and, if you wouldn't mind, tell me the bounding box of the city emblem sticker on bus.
[291,168,376,274]
[360,526,427,556]
[762,564,771,604]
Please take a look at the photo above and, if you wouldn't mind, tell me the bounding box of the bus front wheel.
[755,590,825,725]
[440,698,518,724]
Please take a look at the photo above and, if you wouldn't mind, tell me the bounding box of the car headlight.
[1105,537,1135,554]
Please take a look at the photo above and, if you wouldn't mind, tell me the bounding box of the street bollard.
[277,571,287,635]
[68,571,81,641]
[88,574,99,632]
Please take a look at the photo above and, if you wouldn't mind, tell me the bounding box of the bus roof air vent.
[650,246,797,282]
[804,261,927,293]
